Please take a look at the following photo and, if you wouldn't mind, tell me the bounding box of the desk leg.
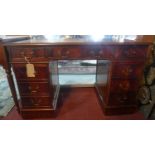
[5,67,20,114]
[1,43,20,114]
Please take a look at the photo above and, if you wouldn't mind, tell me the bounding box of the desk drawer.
[21,96,52,108]
[113,45,147,60]
[57,46,82,59]
[112,61,144,79]
[12,63,49,81]
[18,82,50,96]
[82,45,147,60]
[82,46,107,59]
[108,92,137,106]
[8,47,49,61]
[110,79,139,93]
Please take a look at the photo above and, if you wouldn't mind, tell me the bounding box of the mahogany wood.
[1,38,153,118]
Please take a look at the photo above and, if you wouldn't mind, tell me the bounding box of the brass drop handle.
[95,55,101,59]
[61,50,70,58]
[131,50,136,55]
[31,99,41,106]
[119,81,130,91]
[34,103,39,106]
[126,49,137,57]
[95,50,103,59]
[37,99,42,104]
[21,51,25,57]
[122,67,133,76]
[21,50,34,56]
[34,99,42,106]
[119,95,128,103]
[30,51,34,55]
[29,86,39,93]
[66,50,70,54]
[31,90,37,93]
[89,50,102,58]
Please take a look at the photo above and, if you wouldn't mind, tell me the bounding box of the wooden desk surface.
[4,37,153,46]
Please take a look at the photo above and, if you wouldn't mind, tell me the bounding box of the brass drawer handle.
[90,50,102,58]
[21,51,25,57]
[29,86,39,93]
[37,99,42,104]
[34,103,39,106]
[30,51,34,55]
[66,50,70,54]
[61,50,70,58]
[122,67,133,76]
[30,99,41,106]
[29,86,39,90]
[119,96,128,103]
[21,51,34,57]
[125,50,137,57]
[119,81,130,91]
[95,55,101,59]
[34,99,42,106]
[31,90,38,93]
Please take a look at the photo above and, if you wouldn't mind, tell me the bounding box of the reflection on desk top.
[0,35,30,43]
[4,35,153,46]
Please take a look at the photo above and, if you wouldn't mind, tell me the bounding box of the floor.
[1,87,144,120]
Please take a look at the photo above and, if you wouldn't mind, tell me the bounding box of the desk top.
[4,35,153,46]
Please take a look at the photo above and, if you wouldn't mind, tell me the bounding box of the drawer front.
[8,47,49,62]
[110,79,139,93]
[18,82,50,96]
[82,46,107,59]
[56,46,82,59]
[21,97,52,108]
[108,92,137,106]
[12,63,49,81]
[113,45,147,60]
[82,45,147,60]
[112,62,144,79]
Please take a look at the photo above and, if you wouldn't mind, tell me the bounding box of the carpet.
[0,97,14,117]
[0,66,15,117]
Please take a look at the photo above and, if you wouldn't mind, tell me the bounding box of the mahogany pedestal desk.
[0,38,153,119]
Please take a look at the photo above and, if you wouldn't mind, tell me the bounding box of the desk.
[1,38,153,119]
